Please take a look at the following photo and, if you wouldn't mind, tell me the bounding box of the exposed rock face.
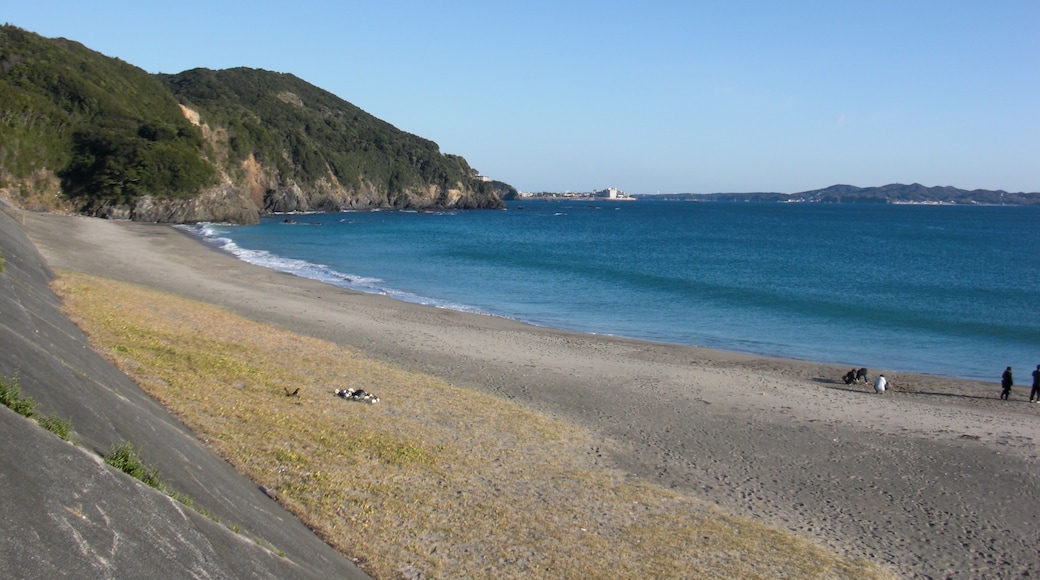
[0,30,510,225]
[168,103,506,222]
[94,185,260,224]
[91,174,504,224]
[261,180,504,213]
[263,184,308,213]
[2,93,504,224]
[134,186,260,224]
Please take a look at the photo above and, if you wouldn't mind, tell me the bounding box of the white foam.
[180,223,491,316]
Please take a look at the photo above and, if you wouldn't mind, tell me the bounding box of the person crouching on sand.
[1030,365,1040,403]
[874,374,887,394]
[1000,366,1013,400]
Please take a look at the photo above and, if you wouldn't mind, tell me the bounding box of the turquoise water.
[193,200,1040,381]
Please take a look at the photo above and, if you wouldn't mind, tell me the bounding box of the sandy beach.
[19,212,1040,578]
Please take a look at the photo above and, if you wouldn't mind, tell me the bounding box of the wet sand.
[20,211,1040,578]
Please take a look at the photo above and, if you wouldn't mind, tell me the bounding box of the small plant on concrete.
[104,441,162,489]
[0,375,37,418]
[1,375,74,440]
[37,413,73,440]
[104,441,246,535]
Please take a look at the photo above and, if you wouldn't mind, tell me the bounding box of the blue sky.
[5,1,1038,194]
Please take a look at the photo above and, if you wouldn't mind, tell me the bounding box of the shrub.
[0,375,37,418]
[0,375,73,440]
[104,441,162,489]
[37,413,72,441]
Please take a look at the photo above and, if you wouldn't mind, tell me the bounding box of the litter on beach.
[334,388,379,403]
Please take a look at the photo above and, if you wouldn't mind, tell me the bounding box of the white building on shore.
[593,187,635,201]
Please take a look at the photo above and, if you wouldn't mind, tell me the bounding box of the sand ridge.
[20,212,1040,578]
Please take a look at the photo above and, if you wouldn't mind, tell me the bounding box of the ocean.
[190,200,1040,382]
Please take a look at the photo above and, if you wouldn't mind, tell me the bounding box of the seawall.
[0,205,368,579]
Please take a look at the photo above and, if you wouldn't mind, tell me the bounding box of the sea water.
[191,200,1040,381]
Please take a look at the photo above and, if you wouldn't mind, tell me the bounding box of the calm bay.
[193,200,1040,382]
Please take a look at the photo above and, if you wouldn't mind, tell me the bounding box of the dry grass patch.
[54,271,889,579]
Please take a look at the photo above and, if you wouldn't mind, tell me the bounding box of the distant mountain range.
[641,184,1040,205]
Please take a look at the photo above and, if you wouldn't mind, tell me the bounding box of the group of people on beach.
[1000,365,1040,402]
[841,367,869,385]
[842,367,888,394]
[847,365,1040,400]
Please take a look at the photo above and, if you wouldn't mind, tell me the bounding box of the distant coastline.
[517,187,636,202]
[635,183,1040,205]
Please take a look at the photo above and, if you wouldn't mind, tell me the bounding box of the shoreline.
[187,217,1002,383]
[19,212,1040,577]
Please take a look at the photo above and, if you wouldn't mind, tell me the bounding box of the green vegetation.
[59,119,215,206]
[0,25,214,210]
[0,252,5,272]
[37,412,72,440]
[160,67,495,205]
[654,183,1040,204]
[104,439,257,540]
[104,441,163,489]
[0,24,506,217]
[489,179,519,200]
[0,374,73,440]
[0,374,38,417]
[0,372,247,537]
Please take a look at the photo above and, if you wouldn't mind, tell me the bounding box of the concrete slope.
[0,206,368,580]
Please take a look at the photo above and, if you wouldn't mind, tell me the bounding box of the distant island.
[638,183,1040,205]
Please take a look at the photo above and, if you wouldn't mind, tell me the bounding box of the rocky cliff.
[163,68,507,221]
[0,26,506,224]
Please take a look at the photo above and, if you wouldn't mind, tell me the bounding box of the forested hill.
[645,183,1040,205]
[0,25,505,223]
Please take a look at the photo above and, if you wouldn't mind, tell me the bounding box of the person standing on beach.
[1030,365,1040,403]
[1000,366,1013,400]
[874,374,887,394]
